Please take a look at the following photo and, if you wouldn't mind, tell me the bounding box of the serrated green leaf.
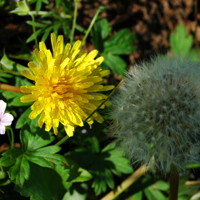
[8,154,30,187]
[15,163,66,200]
[92,169,114,194]
[67,142,132,195]
[0,129,66,187]
[26,146,65,168]
[72,168,93,183]
[0,148,22,167]
[170,24,193,56]
[20,129,54,151]
[67,161,93,183]
[62,183,88,200]
[102,142,133,175]
[92,19,110,52]
[55,165,71,190]
[102,53,127,75]
[16,108,31,129]
[104,29,135,55]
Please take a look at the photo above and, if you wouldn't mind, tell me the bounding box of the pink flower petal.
[0,100,6,118]
[0,113,14,126]
[0,125,5,135]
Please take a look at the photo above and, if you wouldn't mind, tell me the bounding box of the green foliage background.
[0,0,200,200]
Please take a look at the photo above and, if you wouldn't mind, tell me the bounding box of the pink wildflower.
[0,100,14,135]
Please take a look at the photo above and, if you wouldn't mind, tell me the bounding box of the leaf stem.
[0,83,21,93]
[81,6,104,47]
[30,13,38,49]
[101,165,149,200]
[70,0,79,44]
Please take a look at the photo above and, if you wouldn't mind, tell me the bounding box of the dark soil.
[1,0,198,64]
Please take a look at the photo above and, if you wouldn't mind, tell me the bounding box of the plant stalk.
[101,165,149,200]
[55,135,69,146]
[81,6,104,47]
[0,83,21,93]
[7,127,14,149]
[169,164,179,200]
[70,0,79,44]
[30,13,38,49]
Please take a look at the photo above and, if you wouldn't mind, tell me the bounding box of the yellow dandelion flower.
[20,33,114,137]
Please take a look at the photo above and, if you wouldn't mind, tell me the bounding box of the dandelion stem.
[101,165,149,200]
[81,6,104,47]
[0,83,21,93]
[70,0,79,44]
[169,164,179,200]
[55,135,69,146]
[85,79,124,123]
[30,13,38,49]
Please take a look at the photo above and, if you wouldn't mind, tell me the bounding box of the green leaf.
[102,53,127,75]
[186,163,200,169]
[10,0,30,16]
[131,191,143,200]
[0,148,29,187]
[20,129,54,151]
[102,142,133,175]
[62,183,88,200]
[0,129,66,186]
[67,161,93,183]
[0,52,27,72]
[144,184,167,200]
[67,142,132,195]
[0,148,22,167]
[170,24,193,56]
[104,29,135,55]
[92,169,114,194]
[0,72,12,83]
[2,91,30,107]
[9,155,30,187]
[26,146,65,168]
[26,29,43,43]
[92,19,110,52]
[15,163,67,200]
[16,108,31,129]
[154,181,169,191]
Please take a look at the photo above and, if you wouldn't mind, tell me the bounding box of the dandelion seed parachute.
[110,55,200,174]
